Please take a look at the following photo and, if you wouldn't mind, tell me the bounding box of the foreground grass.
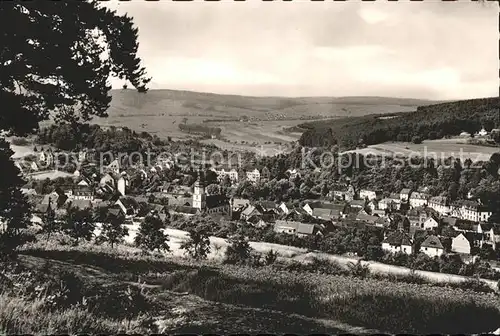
[8,236,500,334]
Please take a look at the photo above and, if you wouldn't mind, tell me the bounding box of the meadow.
[345,138,499,162]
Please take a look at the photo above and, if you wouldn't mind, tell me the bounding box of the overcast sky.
[105,0,497,100]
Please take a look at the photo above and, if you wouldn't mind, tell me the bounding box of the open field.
[345,138,499,162]
[26,170,75,180]
[88,89,437,147]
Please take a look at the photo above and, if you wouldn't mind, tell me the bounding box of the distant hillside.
[103,89,439,121]
[298,97,500,149]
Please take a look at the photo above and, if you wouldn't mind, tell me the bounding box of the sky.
[105,0,498,100]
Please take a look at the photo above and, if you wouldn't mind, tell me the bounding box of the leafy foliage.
[62,207,95,245]
[181,227,211,260]
[224,235,252,264]
[98,213,128,248]
[135,215,170,253]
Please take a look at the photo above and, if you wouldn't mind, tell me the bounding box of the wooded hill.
[297,97,500,149]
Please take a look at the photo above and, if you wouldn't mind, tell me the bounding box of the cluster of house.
[351,186,493,224]
[210,165,271,184]
[381,210,500,258]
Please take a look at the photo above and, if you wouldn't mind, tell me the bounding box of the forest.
[297,97,500,149]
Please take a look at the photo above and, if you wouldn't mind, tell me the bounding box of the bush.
[411,135,423,144]
[224,235,252,265]
[347,260,370,279]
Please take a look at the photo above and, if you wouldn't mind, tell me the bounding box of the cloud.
[104,0,497,100]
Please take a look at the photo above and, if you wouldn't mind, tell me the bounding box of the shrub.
[411,135,423,144]
[224,235,252,265]
[264,249,278,265]
[347,260,370,279]
[135,215,170,253]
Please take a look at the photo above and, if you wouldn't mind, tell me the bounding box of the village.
[15,144,500,275]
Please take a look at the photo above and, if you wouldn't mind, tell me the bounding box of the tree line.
[298,97,500,149]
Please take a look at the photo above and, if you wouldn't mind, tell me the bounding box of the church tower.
[193,171,206,210]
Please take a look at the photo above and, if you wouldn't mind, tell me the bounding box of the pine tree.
[0,2,149,250]
[135,214,170,253]
[40,202,58,240]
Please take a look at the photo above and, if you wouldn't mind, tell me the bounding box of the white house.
[78,150,87,162]
[420,235,444,257]
[246,168,261,183]
[106,159,121,175]
[381,230,413,255]
[359,189,378,201]
[212,166,239,184]
[477,128,488,137]
[399,188,412,202]
[72,186,94,201]
[428,196,450,215]
[378,198,394,210]
[117,175,128,196]
[422,217,439,230]
[279,202,290,215]
[451,233,472,255]
[409,190,429,208]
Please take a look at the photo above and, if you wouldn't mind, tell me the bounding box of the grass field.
[345,138,499,162]
[27,170,75,180]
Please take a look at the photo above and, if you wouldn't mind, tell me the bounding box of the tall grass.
[0,294,148,334]
[13,238,500,334]
[153,264,500,334]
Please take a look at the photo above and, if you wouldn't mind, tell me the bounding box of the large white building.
[428,196,451,215]
[246,168,261,183]
[451,200,492,223]
[211,166,239,184]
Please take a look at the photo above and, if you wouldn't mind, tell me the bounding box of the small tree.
[40,205,59,240]
[264,249,278,265]
[411,135,423,144]
[135,214,170,253]
[99,212,128,248]
[181,227,211,260]
[224,235,252,264]
[63,207,95,245]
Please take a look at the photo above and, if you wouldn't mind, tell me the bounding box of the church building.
[192,172,231,214]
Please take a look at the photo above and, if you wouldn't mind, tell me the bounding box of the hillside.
[89,89,439,147]
[298,97,500,149]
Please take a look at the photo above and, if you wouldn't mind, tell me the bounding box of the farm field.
[89,89,438,148]
[345,138,499,162]
[27,170,75,180]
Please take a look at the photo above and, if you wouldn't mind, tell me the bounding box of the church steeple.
[193,170,206,210]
